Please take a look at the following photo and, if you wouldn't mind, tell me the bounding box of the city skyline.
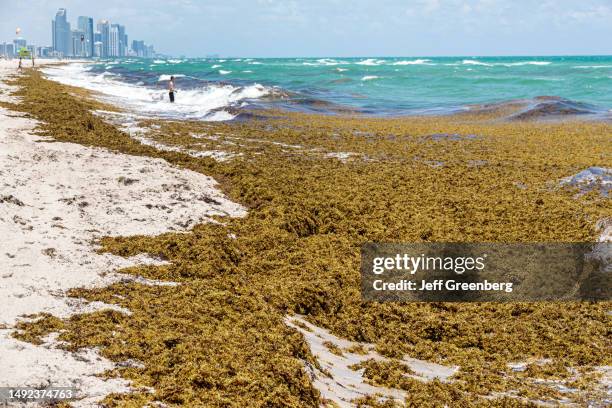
[1,7,156,59]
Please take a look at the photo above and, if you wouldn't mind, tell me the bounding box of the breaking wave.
[462,59,551,67]
[356,58,386,66]
[158,74,186,82]
[42,63,272,121]
[392,59,432,65]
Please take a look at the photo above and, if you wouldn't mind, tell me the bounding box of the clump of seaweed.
[7,70,611,406]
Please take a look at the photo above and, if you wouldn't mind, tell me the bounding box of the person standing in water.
[168,76,176,103]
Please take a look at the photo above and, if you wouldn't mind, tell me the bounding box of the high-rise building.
[123,32,129,55]
[117,25,126,56]
[93,41,102,58]
[5,43,14,58]
[13,38,27,54]
[96,20,110,57]
[52,8,71,56]
[77,16,94,57]
[132,40,146,57]
[71,29,86,57]
[109,24,119,57]
[108,24,128,57]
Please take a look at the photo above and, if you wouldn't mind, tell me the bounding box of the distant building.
[52,8,71,56]
[77,16,94,57]
[109,24,119,57]
[109,24,128,57]
[117,25,127,56]
[123,32,129,55]
[5,43,14,58]
[93,41,102,57]
[71,29,86,57]
[13,38,27,54]
[37,46,53,58]
[96,20,110,57]
[131,40,151,57]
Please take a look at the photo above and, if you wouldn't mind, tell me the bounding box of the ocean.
[42,56,612,121]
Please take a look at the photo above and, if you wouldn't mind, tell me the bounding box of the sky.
[0,0,611,57]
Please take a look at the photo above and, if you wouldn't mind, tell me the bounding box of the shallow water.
[45,56,612,120]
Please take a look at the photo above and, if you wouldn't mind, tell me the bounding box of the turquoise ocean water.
[45,56,612,120]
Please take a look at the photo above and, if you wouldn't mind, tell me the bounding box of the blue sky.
[1,0,611,57]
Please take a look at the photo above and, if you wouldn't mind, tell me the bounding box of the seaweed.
[8,70,611,406]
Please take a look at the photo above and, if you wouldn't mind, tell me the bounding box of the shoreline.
[1,61,610,406]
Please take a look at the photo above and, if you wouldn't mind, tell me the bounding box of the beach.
[0,59,245,406]
[0,59,610,407]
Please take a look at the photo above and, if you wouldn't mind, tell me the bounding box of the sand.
[286,315,458,407]
[0,60,246,406]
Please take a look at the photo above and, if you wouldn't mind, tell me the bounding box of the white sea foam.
[249,61,262,65]
[573,65,612,69]
[211,64,222,68]
[462,59,492,66]
[316,58,341,66]
[336,68,348,72]
[503,61,551,66]
[361,75,379,81]
[393,59,432,65]
[356,58,385,66]
[167,59,183,64]
[462,59,551,67]
[219,70,231,75]
[157,74,185,82]
[152,60,166,64]
[42,63,270,121]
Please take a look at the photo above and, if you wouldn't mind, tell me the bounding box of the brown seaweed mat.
[5,70,611,407]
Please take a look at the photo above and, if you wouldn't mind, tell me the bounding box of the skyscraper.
[108,24,128,57]
[93,41,102,57]
[96,20,110,58]
[52,8,71,56]
[132,40,145,57]
[71,29,85,57]
[117,25,126,57]
[109,24,119,57]
[123,32,129,55]
[5,44,14,58]
[77,16,94,57]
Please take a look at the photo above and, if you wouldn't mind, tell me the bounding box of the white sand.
[0,60,246,406]
[286,315,457,407]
